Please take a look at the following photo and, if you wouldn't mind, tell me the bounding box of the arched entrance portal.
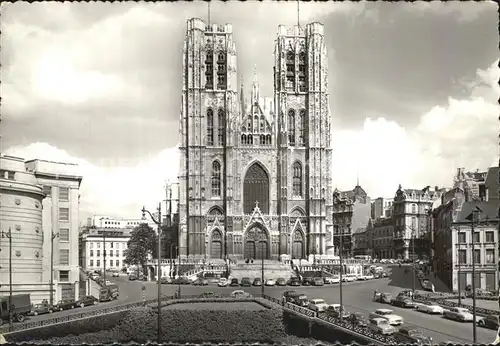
[210,229,223,259]
[243,162,270,214]
[291,230,304,259]
[244,225,270,260]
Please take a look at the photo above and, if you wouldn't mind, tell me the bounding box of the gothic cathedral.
[178,18,333,261]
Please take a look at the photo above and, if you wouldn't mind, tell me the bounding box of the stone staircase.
[229,260,296,280]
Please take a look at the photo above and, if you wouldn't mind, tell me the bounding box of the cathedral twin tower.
[178,18,333,261]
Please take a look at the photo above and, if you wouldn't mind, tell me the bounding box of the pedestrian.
[431,284,435,293]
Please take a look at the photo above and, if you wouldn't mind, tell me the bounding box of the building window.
[474,249,481,263]
[411,204,416,214]
[90,250,94,257]
[59,228,69,242]
[298,52,306,92]
[458,232,466,243]
[90,242,94,249]
[411,217,416,231]
[288,109,296,146]
[90,260,94,267]
[110,242,114,248]
[218,109,225,146]
[97,242,101,249]
[205,50,213,89]
[43,185,52,196]
[217,51,226,89]
[458,249,467,264]
[207,108,214,146]
[59,208,69,222]
[97,250,101,257]
[59,249,69,265]
[292,162,303,197]
[7,171,15,180]
[59,187,69,201]
[286,51,295,90]
[486,249,495,264]
[473,232,480,243]
[486,231,494,243]
[59,270,69,282]
[110,250,114,257]
[116,260,120,267]
[97,260,101,267]
[211,161,221,197]
[298,109,306,146]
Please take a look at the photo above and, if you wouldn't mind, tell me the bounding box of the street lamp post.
[457,232,462,307]
[1,228,13,326]
[261,236,265,297]
[103,230,107,285]
[412,228,415,297]
[470,207,480,344]
[50,231,60,307]
[142,204,162,344]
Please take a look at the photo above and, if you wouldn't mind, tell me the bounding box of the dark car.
[288,277,301,286]
[282,290,297,302]
[230,278,239,287]
[478,314,500,330]
[276,278,287,286]
[396,326,433,345]
[76,295,98,308]
[128,274,138,281]
[302,278,312,286]
[312,277,324,286]
[325,304,349,319]
[199,292,221,298]
[30,303,53,316]
[240,277,252,287]
[374,293,393,304]
[253,278,262,286]
[391,297,416,308]
[348,312,368,327]
[55,299,76,311]
[193,278,208,286]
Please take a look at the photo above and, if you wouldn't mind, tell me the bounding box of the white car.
[416,303,444,314]
[343,274,356,282]
[265,279,276,286]
[324,276,340,284]
[217,278,229,287]
[230,290,252,298]
[105,280,113,286]
[364,274,374,280]
[308,298,329,312]
[443,307,474,322]
[369,308,404,326]
[369,317,396,335]
[111,271,120,277]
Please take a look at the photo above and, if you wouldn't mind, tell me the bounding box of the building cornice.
[32,172,83,186]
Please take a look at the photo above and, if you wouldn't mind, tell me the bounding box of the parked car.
[415,303,444,314]
[128,274,138,281]
[282,291,297,302]
[478,314,500,330]
[55,299,76,311]
[308,298,328,312]
[230,278,239,287]
[192,278,208,286]
[312,277,324,286]
[218,278,229,287]
[77,295,98,308]
[443,307,474,322]
[30,303,53,316]
[230,290,252,298]
[343,274,356,282]
[240,277,252,287]
[369,317,396,335]
[364,273,374,280]
[302,278,312,286]
[324,276,340,284]
[290,293,309,307]
[112,271,120,277]
[369,308,404,326]
[276,278,287,286]
[253,278,262,286]
[373,292,393,304]
[396,326,433,345]
[325,304,349,319]
[265,278,276,286]
[391,296,416,308]
[288,277,301,286]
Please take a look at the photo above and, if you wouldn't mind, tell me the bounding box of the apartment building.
[87,215,156,229]
[80,228,133,271]
[371,197,393,219]
[371,217,394,259]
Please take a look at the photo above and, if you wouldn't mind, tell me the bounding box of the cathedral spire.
[251,65,259,105]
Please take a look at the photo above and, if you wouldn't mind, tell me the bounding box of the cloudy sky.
[1,1,498,222]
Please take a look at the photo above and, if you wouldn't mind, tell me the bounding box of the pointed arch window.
[288,109,296,146]
[298,109,306,146]
[217,51,227,90]
[241,134,247,145]
[286,51,295,91]
[292,162,303,197]
[207,108,214,146]
[253,116,259,133]
[211,161,221,197]
[260,117,265,132]
[205,50,214,90]
[298,52,307,92]
[266,134,271,145]
[218,109,225,146]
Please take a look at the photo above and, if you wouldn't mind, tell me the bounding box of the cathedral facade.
[178,18,333,260]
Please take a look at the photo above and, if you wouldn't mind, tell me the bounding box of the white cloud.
[332,59,499,198]
[404,1,497,22]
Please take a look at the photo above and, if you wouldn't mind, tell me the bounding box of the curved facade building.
[0,156,45,287]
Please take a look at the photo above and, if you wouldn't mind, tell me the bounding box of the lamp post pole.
[176,245,181,297]
[103,231,107,285]
[261,236,265,297]
[142,204,162,344]
[50,231,59,307]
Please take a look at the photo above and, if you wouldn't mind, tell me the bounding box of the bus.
[354,255,372,262]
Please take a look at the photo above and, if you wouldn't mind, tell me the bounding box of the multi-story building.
[25,159,83,302]
[87,215,156,230]
[178,19,333,260]
[0,155,83,303]
[433,187,499,292]
[352,228,367,256]
[80,228,132,271]
[332,184,371,257]
[371,217,394,259]
[453,168,488,201]
[371,197,393,219]
[393,185,444,260]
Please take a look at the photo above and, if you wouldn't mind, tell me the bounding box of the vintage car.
[312,277,324,286]
[253,278,263,286]
[373,292,393,304]
[415,303,444,314]
[288,277,301,286]
[369,317,396,335]
[308,298,328,312]
[396,326,433,345]
[76,295,98,308]
[55,299,76,311]
[323,276,340,284]
[229,278,239,287]
[391,296,416,308]
[218,278,229,287]
[265,278,276,286]
[478,314,500,330]
[443,307,474,322]
[276,278,287,286]
[325,304,350,319]
[369,308,404,326]
[230,290,252,298]
[30,303,53,316]
[240,277,252,287]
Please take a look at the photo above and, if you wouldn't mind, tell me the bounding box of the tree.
[124,223,156,274]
